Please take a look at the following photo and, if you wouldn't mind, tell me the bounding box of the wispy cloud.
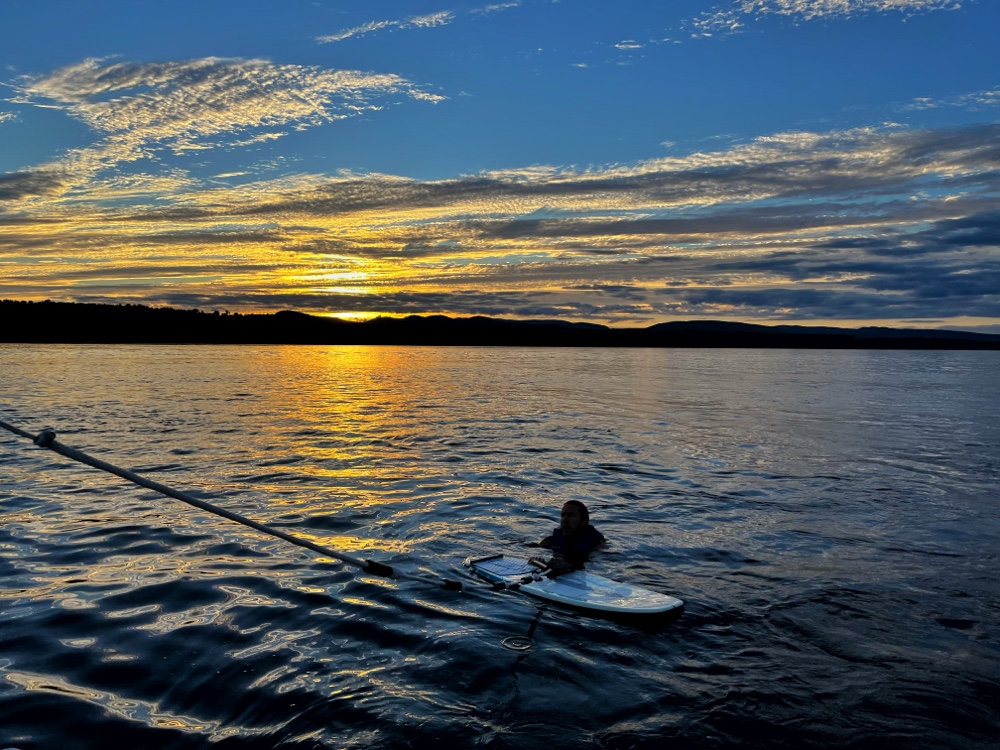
[689,0,965,37]
[6,57,443,191]
[317,11,456,44]
[0,111,16,125]
[2,119,997,326]
[907,86,1000,111]
[475,2,522,14]
[0,170,63,200]
[316,3,521,45]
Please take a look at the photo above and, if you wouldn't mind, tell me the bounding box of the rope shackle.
[34,428,57,448]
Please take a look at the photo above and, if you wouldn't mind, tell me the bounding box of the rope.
[0,419,462,591]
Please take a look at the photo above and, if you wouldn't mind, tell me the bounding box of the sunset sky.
[1,0,998,330]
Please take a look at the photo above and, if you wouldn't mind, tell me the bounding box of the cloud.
[318,19,395,43]
[178,123,999,228]
[0,169,66,201]
[669,211,1000,319]
[317,11,456,43]
[660,270,1000,320]
[8,57,443,188]
[0,111,16,125]
[689,0,965,37]
[17,56,445,139]
[907,87,1000,112]
[475,2,522,14]
[2,119,998,327]
[316,3,521,45]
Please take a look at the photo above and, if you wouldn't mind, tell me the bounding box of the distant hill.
[646,319,1000,344]
[2,299,999,349]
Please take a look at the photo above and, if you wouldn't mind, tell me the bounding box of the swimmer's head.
[560,500,589,536]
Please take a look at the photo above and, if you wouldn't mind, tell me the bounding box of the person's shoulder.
[586,525,606,545]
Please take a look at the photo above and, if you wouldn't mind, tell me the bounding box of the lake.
[1,345,998,749]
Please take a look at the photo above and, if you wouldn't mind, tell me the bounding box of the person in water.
[530,500,605,568]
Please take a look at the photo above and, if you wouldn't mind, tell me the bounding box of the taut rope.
[0,419,461,591]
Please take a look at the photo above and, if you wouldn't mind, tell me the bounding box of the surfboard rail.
[464,554,683,617]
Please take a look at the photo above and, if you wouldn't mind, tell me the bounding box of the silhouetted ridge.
[2,299,998,349]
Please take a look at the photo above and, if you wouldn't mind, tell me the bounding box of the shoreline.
[4,299,1000,349]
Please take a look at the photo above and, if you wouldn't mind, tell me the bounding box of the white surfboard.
[465,554,683,617]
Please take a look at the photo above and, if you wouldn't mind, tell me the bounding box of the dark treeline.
[3,299,1000,349]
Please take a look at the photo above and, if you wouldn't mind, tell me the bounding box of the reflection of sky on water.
[1,345,998,747]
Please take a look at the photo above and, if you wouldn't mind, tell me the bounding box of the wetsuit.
[550,524,605,566]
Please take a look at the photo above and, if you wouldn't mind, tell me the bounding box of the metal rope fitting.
[34,428,57,448]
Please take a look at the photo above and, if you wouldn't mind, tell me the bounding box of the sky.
[1,0,998,331]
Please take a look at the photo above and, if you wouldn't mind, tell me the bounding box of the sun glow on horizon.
[1,2,997,332]
[320,311,384,321]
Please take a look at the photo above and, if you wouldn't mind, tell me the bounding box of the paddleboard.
[464,554,683,617]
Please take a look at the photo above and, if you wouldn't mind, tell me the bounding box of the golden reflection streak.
[258,347,447,535]
[0,548,357,623]
[4,671,218,734]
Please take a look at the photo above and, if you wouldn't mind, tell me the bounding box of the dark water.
[1,345,998,749]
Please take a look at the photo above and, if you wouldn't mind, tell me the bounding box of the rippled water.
[1,345,998,749]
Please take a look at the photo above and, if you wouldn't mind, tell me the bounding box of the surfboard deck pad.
[465,554,683,617]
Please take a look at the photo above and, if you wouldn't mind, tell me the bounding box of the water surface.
[1,346,998,749]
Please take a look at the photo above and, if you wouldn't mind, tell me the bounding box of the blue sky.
[1,0,998,330]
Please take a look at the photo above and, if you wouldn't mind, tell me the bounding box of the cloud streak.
[907,87,1000,112]
[317,11,456,43]
[476,2,522,14]
[6,57,443,192]
[689,0,965,37]
[316,3,522,45]
[2,111,997,327]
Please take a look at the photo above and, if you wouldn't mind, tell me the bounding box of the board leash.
[0,418,462,591]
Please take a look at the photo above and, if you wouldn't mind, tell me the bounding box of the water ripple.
[1,346,998,748]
